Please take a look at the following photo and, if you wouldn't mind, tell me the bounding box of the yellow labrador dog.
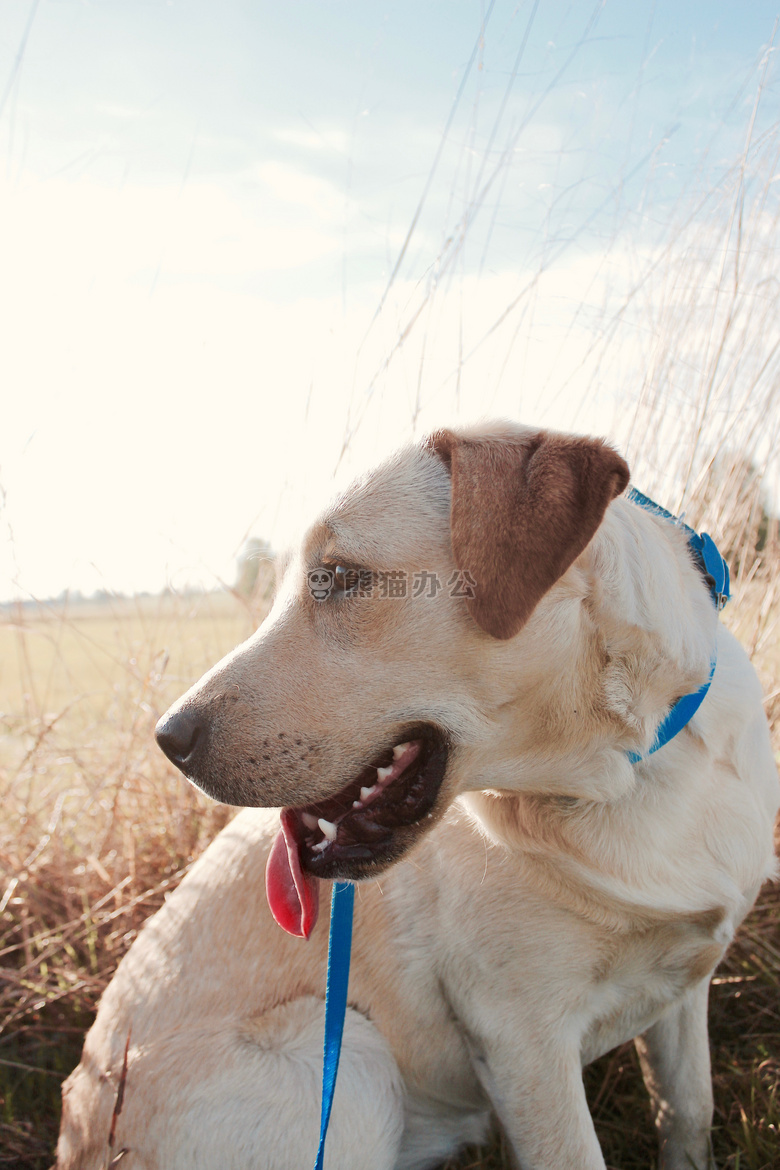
[58,424,779,1170]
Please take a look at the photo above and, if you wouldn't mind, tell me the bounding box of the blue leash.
[314,880,354,1170]
[626,488,730,763]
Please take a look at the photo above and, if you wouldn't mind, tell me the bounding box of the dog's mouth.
[265,725,448,938]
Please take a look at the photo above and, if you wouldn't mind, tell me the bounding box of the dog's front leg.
[471,1033,607,1170]
[634,976,716,1170]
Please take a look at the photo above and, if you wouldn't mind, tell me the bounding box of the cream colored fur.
[58,424,779,1170]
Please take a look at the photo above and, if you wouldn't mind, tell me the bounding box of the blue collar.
[625,488,730,764]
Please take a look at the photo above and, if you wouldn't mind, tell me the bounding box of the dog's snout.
[156,710,201,769]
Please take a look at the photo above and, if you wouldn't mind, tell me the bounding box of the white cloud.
[273,126,350,154]
[0,168,347,292]
[254,159,347,223]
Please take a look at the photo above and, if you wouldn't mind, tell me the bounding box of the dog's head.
[156,424,629,923]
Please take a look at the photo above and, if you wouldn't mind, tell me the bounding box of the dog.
[58,423,779,1170]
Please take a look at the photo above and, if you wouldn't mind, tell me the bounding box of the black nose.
[156,710,201,769]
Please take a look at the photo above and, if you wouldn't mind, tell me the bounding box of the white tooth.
[393,742,411,759]
[376,766,393,782]
[312,839,328,853]
[301,813,319,830]
[360,785,377,802]
[318,817,337,841]
[353,800,363,809]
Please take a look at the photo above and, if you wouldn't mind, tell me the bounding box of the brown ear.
[426,427,630,639]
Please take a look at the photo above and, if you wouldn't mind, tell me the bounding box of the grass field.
[0,590,255,1165]
[0,547,778,1167]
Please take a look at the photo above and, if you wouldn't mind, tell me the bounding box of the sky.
[1,0,779,600]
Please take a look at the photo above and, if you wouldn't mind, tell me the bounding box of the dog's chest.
[419,835,732,1070]
[579,915,730,1062]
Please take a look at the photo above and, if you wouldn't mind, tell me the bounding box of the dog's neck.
[460,493,718,807]
[458,498,731,923]
[579,494,718,752]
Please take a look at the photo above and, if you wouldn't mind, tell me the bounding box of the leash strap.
[314,880,355,1170]
[626,488,730,763]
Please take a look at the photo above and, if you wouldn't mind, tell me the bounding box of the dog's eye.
[333,565,358,593]
[325,564,376,598]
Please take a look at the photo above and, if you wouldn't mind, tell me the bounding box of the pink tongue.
[265,810,320,938]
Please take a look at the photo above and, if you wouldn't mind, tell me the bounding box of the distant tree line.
[235,537,275,603]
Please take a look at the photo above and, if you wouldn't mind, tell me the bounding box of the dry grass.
[0,590,256,1165]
